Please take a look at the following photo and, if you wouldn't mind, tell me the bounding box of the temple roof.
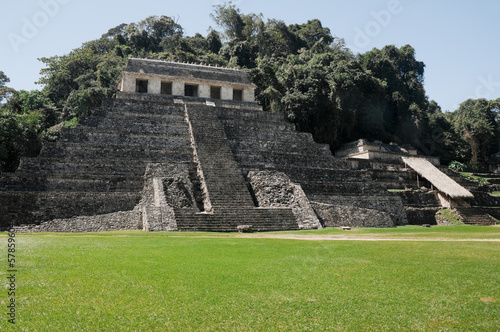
[124,58,254,86]
[402,157,474,199]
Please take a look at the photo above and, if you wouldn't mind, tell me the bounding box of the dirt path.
[231,234,500,242]
[12,230,500,242]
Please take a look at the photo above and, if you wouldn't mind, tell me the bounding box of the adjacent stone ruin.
[335,139,499,226]
[1,59,411,232]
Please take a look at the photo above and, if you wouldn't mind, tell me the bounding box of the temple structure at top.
[119,58,256,102]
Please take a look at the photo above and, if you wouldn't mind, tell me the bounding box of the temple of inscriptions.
[3,58,492,232]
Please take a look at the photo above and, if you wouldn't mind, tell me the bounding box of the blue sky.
[1,0,499,112]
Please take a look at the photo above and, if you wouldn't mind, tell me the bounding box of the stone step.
[456,207,496,225]
[224,126,314,141]
[216,107,285,122]
[229,139,332,157]
[286,171,373,183]
[0,173,48,191]
[398,190,440,206]
[80,115,186,129]
[44,177,143,192]
[0,173,144,192]
[36,145,193,163]
[299,180,383,195]
[65,122,189,136]
[101,111,187,124]
[60,131,191,147]
[110,100,185,112]
[283,168,372,183]
[187,104,257,208]
[482,207,500,221]
[174,207,299,232]
[238,157,351,173]
[367,169,413,180]
[18,157,196,175]
[221,118,296,132]
[233,151,337,169]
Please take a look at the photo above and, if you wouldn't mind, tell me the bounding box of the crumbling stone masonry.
[1,59,408,232]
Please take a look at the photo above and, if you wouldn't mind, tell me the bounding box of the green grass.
[1,227,499,331]
[492,191,500,196]
[387,189,406,193]
[459,172,494,185]
[436,209,463,225]
[63,116,78,128]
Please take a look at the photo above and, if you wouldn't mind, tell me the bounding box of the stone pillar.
[148,77,161,94]
[198,84,210,98]
[172,81,184,96]
[121,75,136,93]
[221,86,233,101]
[243,88,255,102]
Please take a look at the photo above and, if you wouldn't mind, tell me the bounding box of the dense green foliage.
[3,228,499,330]
[449,98,500,169]
[1,3,499,172]
[0,71,15,103]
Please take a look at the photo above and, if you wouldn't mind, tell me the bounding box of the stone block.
[312,202,394,228]
[237,225,253,233]
[247,171,322,230]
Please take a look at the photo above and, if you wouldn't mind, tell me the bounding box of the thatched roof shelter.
[402,157,474,199]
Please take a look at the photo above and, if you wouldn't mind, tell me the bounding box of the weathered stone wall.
[14,211,143,233]
[311,202,394,228]
[135,163,199,232]
[13,163,198,233]
[0,191,140,229]
[405,207,439,225]
[309,195,408,226]
[247,171,321,230]
[399,190,441,206]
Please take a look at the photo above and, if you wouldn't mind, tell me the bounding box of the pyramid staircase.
[455,207,496,226]
[173,103,298,232]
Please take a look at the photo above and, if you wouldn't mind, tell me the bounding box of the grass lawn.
[1,226,499,331]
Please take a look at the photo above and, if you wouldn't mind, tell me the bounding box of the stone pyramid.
[0,59,407,232]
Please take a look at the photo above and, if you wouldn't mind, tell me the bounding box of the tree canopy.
[1,3,498,172]
[0,71,15,103]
